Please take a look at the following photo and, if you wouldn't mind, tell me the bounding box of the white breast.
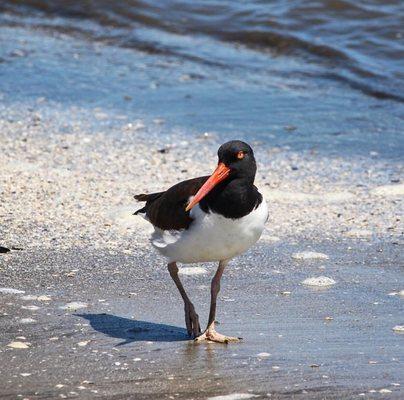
[150,198,268,264]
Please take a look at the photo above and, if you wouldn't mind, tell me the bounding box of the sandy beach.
[0,8,403,399]
[1,103,403,399]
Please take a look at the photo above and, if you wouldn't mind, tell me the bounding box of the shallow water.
[0,1,403,159]
[1,241,403,398]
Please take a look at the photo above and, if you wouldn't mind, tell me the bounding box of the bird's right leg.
[167,262,201,338]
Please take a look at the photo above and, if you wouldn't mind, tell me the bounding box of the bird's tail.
[133,191,164,215]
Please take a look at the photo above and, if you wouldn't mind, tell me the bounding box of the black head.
[185,140,257,211]
[217,140,257,181]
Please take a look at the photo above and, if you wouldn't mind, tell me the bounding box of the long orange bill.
[185,162,230,211]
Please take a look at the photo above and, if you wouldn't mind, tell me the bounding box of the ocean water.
[0,0,403,158]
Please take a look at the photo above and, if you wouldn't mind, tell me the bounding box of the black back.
[134,140,263,230]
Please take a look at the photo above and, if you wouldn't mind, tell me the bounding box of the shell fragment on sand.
[179,267,208,275]
[392,325,404,333]
[0,287,25,294]
[60,302,88,311]
[302,276,336,287]
[7,341,31,349]
[207,394,259,400]
[292,251,329,260]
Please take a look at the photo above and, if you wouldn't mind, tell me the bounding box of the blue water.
[0,1,403,159]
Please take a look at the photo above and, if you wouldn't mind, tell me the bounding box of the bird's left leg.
[167,262,201,338]
[195,260,241,343]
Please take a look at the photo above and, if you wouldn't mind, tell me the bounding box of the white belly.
[150,199,268,264]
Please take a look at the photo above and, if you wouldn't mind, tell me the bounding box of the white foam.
[302,276,336,287]
[292,251,329,260]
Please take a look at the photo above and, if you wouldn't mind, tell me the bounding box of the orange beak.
[185,162,230,211]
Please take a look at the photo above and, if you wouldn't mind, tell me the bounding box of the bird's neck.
[200,177,262,219]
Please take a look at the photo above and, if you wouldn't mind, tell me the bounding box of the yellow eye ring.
[237,151,244,159]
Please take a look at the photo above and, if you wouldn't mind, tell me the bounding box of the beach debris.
[0,246,11,253]
[280,291,291,296]
[179,267,208,275]
[0,287,25,294]
[392,325,404,333]
[207,394,259,400]
[324,316,333,321]
[310,364,320,368]
[60,302,88,311]
[256,352,271,358]
[302,276,336,287]
[292,251,329,260]
[7,341,31,349]
[20,373,31,377]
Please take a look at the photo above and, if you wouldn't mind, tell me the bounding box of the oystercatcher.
[134,140,268,343]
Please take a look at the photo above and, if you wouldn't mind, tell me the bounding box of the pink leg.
[168,262,200,338]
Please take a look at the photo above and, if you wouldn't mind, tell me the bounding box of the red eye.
[237,151,244,159]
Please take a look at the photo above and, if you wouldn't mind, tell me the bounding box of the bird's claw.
[184,304,201,338]
[195,329,241,344]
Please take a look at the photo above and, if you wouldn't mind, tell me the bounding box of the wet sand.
[1,109,403,399]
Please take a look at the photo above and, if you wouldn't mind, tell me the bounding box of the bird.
[134,140,268,343]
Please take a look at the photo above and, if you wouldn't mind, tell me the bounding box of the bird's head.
[185,140,257,211]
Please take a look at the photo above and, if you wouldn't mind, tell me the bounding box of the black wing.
[134,176,209,230]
